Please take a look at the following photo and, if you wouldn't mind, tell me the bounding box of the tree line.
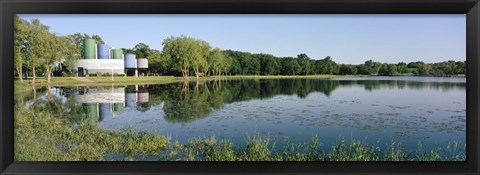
[14,16,466,84]
[145,36,466,78]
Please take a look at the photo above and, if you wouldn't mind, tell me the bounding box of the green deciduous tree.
[297,53,312,75]
[26,19,50,85]
[339,64,357,75]
[318,56,338,75]
[14,16,27,81]
[42,34,77,83]
[397,62,408,75]
[281,57,301,75]
[133,43,156,58]
[161,36,212,78]
[191,40,211,79]
[259,54,281,75]
[210,48,225,77]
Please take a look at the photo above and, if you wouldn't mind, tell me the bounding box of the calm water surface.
[35,77,466,153]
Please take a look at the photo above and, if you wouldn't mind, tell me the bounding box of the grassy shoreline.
[16,74,368,87]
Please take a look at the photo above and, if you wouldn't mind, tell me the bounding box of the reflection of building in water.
[74,86,125,121]
[125,93,137,107]
[84,103,98,119]
[99,103,112,121]
[74,86,125,104]
[125,84,150,107]
[138,92,149,103]
[73,85,149,121]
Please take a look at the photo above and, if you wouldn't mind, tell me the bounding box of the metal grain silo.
[83,39,96,59]
[137,58,148,69]
[112,49,123,59]
[99,103,112,121]
[97,44,110,59]
[124,53,137,68]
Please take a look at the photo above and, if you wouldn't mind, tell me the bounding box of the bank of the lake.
[16,74,369,87]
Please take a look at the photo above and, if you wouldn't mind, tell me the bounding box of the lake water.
[35,76,466,154]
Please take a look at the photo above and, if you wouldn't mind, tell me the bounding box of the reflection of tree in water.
[136,103,151,112]
[157,79,334,123]
[163,82,213,123]
[19,86,85,124]
[154,79,464,123]
[15,86,47,106]
[336,80,465,92]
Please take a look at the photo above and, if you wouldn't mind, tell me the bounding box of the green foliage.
[259,54,281,75]
[317,56,339,74]
[209,48,227,76]
[133,43,153,58]
[281,57,301,75]
[358,60,382,75]
[14,16,87,84]
[297,53,312,75]
[379,63,398,76]
[397,62,408,75]
[339,64,357,75]
[15,99,169,161]
[161,36,214,78]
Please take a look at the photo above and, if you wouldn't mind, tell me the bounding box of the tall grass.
[15,105,169,161]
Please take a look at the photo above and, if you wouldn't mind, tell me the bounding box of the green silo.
[112,49,123,59]
[83,39,96,59]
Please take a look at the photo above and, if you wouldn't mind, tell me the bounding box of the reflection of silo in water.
[137,92,149,103]
[125,93,137,107]
[84,103,98,120]
[113,103,125,111]
[99,103,112,121]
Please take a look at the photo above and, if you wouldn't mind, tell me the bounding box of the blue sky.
[18,14,465,64]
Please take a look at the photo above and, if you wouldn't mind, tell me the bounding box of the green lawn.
[15,74,369,87]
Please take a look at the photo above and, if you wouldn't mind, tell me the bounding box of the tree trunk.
[16,67,23,82]
[195,67,199,79]
[32,66,36,85]
[182,69,187,78]
[46,65,53,83]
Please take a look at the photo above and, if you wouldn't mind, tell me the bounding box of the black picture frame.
[1,0,479,174]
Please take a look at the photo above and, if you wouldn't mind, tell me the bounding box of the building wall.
[72,59,125,75]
